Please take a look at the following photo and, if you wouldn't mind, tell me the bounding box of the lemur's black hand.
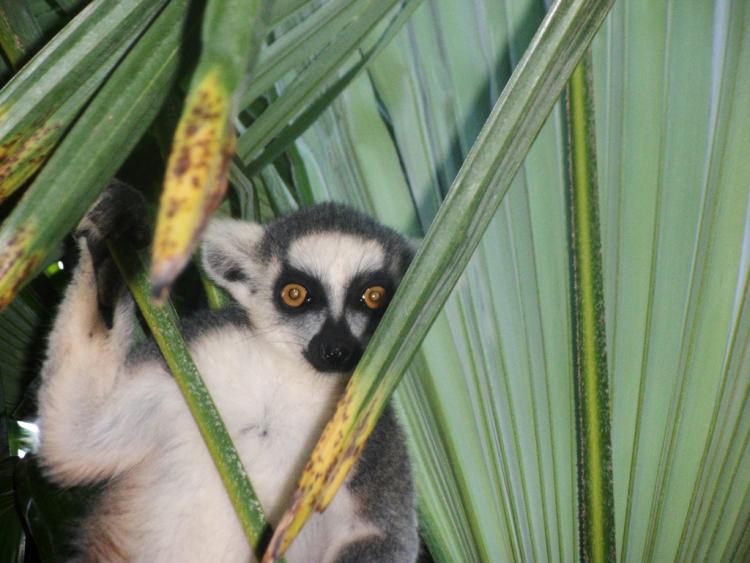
[76,180,150,329]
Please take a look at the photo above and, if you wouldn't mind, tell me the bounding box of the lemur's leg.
[330,407,419,563]
[38,181,175,486]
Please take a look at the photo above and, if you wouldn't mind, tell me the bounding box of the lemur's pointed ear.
[201,218,265,298]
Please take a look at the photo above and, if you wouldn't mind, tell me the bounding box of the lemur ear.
[200,218,265,297]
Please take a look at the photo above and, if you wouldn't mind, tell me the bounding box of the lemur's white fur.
[37,217,398,562]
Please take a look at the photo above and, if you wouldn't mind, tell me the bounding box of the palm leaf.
[0,0,43,68]
[0,1,748,562]
[263,0,615,558]
[0,0,190,308]
[0,286,46,418]
[110,241,272,556]
[594,1,750,560]
[282,0,750,560]
[0,457,23,563]
[150,0,270,298]
[235,0,403,163]
[566,55,614,562]
[0,0,170,201]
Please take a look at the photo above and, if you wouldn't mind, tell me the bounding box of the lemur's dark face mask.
[273,260,395,375]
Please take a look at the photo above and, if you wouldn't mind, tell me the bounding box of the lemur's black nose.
[316,338,360,371]
[321,344,353,367]
[306,319,362,373]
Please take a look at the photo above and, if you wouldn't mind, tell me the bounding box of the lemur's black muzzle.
[305,318,362,373]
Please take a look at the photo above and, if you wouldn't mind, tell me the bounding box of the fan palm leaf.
[0,1,747,562]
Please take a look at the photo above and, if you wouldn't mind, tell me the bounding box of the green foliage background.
[292,1,750,561]
[0,0,749,561]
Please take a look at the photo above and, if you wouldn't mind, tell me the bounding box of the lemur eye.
[281,283,309,308]
[362,286,386,309]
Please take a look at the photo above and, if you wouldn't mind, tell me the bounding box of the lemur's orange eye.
[281,283,308,307]
[362,286,386,309]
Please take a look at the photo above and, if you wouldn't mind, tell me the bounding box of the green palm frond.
[292,0,750,560]
[0,456,23,563]
[262,2,614,558]
[0,0,748,561]
[109,241,272,556]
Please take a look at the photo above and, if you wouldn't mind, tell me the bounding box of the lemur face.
[272,232,396,372]
[201,204,413,374]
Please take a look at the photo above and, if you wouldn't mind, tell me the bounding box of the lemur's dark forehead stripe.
[258,203,412,272]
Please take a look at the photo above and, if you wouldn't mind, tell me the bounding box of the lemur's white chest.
[191,325,345,517]
[121,326,368,562]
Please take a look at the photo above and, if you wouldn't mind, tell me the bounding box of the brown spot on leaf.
[0,122,63,202]
[173,148,191,177]
[164,197,185,219]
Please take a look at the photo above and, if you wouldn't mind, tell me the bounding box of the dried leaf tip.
[150,70,234,298]
[261,492,310,563]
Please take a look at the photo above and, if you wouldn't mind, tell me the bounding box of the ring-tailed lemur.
[37,181,418,562]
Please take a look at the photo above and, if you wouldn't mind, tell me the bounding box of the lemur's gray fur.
[37,181,418,562]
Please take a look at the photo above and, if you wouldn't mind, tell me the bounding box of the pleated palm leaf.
[291,1,750,560]
[1,0,749,562]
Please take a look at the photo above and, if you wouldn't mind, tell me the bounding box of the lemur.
[37,181,419,562]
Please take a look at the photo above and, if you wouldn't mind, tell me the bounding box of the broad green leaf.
[235,0,401,163]
[242,0,424,179]
[0,0,190,310]
[240,0,367,108]
[0,44,133,202]
[53,0,89,14]
[255,164,299,216]
[0,0,169,201]
[0,0,43,68]
[393,348,486,562]
[268,0,311,26]
[590,1,750,561]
